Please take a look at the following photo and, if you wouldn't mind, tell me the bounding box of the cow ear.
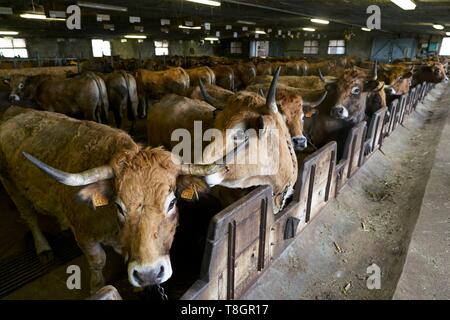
[76,180,115,209]
[176,175,209,201]
[364,80,380,92]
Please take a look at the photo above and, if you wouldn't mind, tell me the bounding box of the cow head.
[3,75,30,102]
[250,84,327,151]
[199,68,298,212]
[380,64,414,95]
[22,147,229,288]
[320,66,380,123]
[427,62,449,83]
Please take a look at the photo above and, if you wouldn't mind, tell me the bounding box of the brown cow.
[147,69,298,213]
[186,66,216,86]
[232,62,257,90]
[413,61,449,85]
[0,106,230,292]
[213,65,235,91]
[135,67,190,118]
[308,68,381,159]
[245,83,327,151]
[379,63,414,95]
[97,71,138,131]
[4,72,109,123]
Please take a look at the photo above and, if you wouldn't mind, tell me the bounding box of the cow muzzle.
[292,135,308,151]
[9,94,20,102]
[331,105,349,119]
[384,86,396,95]
[128,256,173,287]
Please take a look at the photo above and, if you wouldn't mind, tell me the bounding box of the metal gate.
[370,38,417,62]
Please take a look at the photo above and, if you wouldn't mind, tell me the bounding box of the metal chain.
[157,284,168,301]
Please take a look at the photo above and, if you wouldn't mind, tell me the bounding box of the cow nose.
[128,256,173,287]
[292,136,308,151]
[9,94,19,102]
[385,87,396,95]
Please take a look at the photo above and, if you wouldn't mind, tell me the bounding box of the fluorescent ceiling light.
[311,18,329,25]
[186,0,221,6]
[121,39,127,43]
[204,37,219,41]
[124,35,147,39]
[255,30,266,34]
[446,32,450,36]
[390,0,416,10]
[20,13,65,21]
[178,25,201,30]
[77,1,128,12]
[433,24,444,30]
[303,27,316,32]
[236,20,256,25]
[361,27,372,32]
[0,31,18,35]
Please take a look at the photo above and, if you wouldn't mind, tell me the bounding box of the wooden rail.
[182,82,435,300]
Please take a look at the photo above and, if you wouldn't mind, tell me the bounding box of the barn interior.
[0,0,449,301]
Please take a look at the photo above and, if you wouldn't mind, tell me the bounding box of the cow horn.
[199,79,223,109]
[258,88,265,97]
[303,91,328,109]
[266,66,281,112]
[319,69,337,84]
[372,61,378,81]
[180,136,249,176]
[23,152,114,186]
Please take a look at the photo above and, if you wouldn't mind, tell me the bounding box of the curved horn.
[303,91,328,109]
[180,137,249,176]
[319,69,337,84]
[199,78,219,107]
[23,152,114,186]
[372,61,378,81]
[266,66,281,112]
[258,88,265,98]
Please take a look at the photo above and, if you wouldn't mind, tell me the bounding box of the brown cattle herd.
[0,53,448,293]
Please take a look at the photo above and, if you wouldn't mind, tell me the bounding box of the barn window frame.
[0,38,28,58]
[154,40,169,56]
[303,40,319,55]
[327,39,346,55]
[230,41,242,54]
[91,39,111,58]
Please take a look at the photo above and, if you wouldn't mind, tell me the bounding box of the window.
[328,40,346,55]
[91,39,111,57]
[439,37,450,56]
[154,40,169,56]
[230,42,242,54]
[250,41,269,58]
[303,40,319,55]
[0,38,28,58]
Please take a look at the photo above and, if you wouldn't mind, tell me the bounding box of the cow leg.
[0,177,53,262]
[77,240,106,294]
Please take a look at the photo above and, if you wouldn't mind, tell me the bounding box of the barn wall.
[25,38,93,59]
[282,30,374,60]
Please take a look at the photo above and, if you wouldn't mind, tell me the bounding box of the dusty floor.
[242,83,450,300]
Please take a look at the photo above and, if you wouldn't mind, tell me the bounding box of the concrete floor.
[243,83,450,300]
[393,85,450,300]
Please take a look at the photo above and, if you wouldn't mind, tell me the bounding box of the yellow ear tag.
[181,184,199,201]
[92,192,109,208]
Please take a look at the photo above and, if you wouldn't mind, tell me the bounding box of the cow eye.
[351,87,361,95]
[168,198,176,213]
[115,201,126,217]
